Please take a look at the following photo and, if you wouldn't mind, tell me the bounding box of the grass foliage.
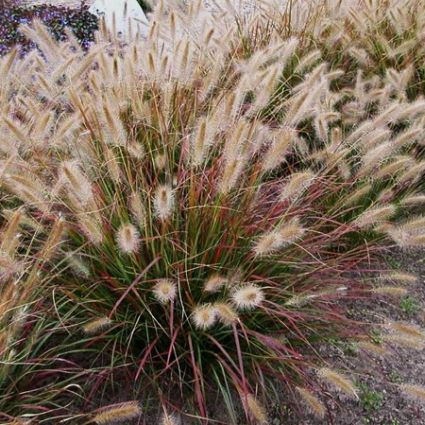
[1,0,425,423]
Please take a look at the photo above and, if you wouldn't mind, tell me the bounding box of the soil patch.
[277,248,425,425]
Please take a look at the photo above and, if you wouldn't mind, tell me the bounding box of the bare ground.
[275,248,425,425]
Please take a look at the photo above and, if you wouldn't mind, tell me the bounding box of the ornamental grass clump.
[1,0,425,423]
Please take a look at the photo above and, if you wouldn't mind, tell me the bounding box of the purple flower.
[0,1,98,57]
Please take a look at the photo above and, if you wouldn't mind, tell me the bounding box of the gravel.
[275,248,425,425]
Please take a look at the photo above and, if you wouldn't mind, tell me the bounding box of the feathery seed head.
[409,234,425,247]
[253,218,304,256]
[83,317,112,335]
[383,334,425,350]
[153,279,177,304]
[246,394,268,425]
[92,401,142,424]
[203,274,228,293]
[127,141,145,160]
[66,254,90,277]
[232,284,265,310]
[401,195,425,206]
[39,218,65,261]
[60,161,93,205]
[374,156,413,179]
[295,387,326,419]
[317,368,358,399]
[398,160,425,184]
[278,217,305,245]
[191,118,208,167]
[353,205,396,229]
[285,294,316,307]
[343,184,372,206]
[361,142,394,169]
[385,225,412,248]
[219,155,247,194]
[161,412,180,425]
[192,304,217,330]
[128,192,147,229]
[379,271,417,284]
[0,209,22,256]
[253,231,280,257]
[400,384,425,403]
[386,322,425,340]
[371,286,408,297]
[261,127,295,172]
[191,117,216,166]
[280,171,315,202]
[155,154,168,171]
[78,213,103,245]
[356,341,388,356]
[154,184,175,221]
[116,223,140,254]
[5,419,32,425]
[214,302,238,326]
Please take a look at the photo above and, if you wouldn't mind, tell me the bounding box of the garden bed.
[0,0,97,55]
